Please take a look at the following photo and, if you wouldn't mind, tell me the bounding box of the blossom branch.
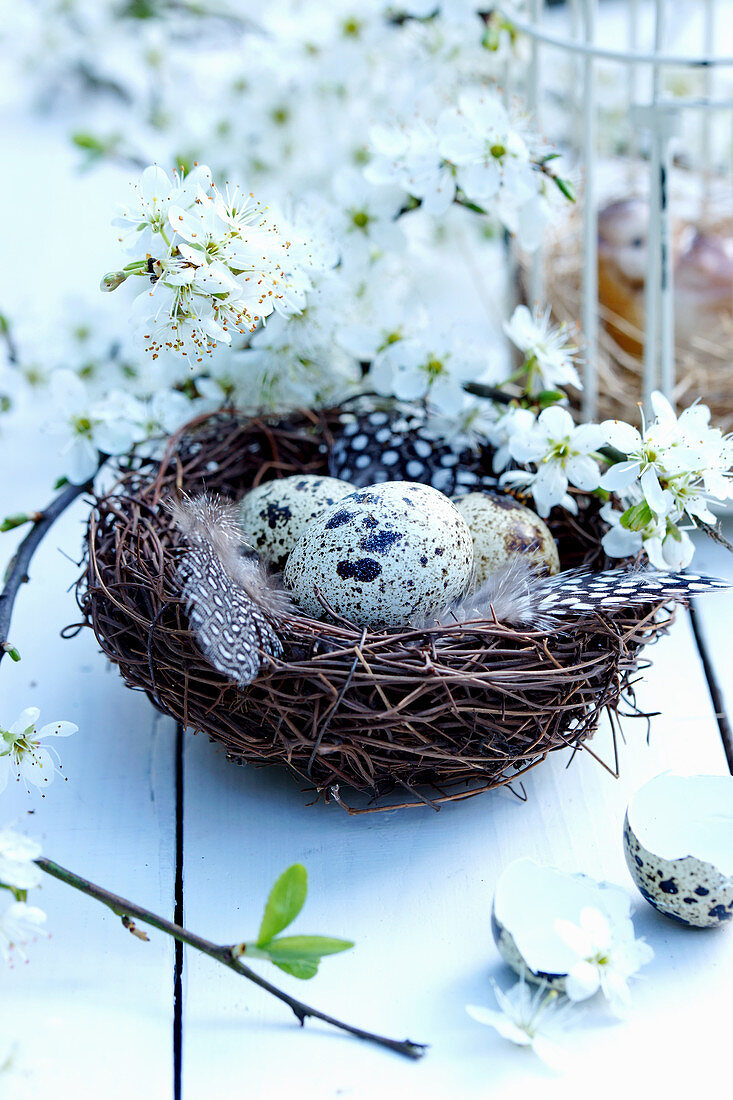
[35,857,427,1061]
[0,476,96,667]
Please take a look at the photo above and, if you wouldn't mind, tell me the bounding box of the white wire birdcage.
[501,0,733,424]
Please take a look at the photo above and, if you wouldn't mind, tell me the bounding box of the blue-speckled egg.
[624,774,733,928]
[238,475,355,570]
[284,481,473,628]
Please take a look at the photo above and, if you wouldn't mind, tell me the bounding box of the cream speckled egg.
[455,491,559,584]
[238,475,355,570]
[284,482,473,628]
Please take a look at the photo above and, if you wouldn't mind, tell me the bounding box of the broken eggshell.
[491,858,633,988]
[623,773,733,928]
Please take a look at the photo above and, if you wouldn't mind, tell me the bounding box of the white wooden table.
[1,114,732,1100]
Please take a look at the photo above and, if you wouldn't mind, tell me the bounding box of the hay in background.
[531,186,733,431]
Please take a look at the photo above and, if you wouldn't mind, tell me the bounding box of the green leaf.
[554,176,576,203]
[536,389,566,409]
[2,643,20,663]
[53,476,70,490]
[265,935,355,961]
[256,864,308,947]
[71,131,107,153]
[620,501,654,531]
[272,959,320,980]
[1,513,32,533]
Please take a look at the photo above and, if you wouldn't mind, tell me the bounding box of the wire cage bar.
[502,0,733,421]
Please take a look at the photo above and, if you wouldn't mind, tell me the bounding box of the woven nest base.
[80,408,672,811]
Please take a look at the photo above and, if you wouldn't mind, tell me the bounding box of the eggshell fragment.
[492,858,633,987]
[624,773,733,928]
[455,492,560,585]
[237,474,355,570]
[284,481,473,628]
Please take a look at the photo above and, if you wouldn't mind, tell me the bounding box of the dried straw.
[533,199,733,431]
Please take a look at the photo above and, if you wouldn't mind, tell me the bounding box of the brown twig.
[1,477,97,667]
[36,857,426,1060]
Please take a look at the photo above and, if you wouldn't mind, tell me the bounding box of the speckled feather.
[434,558,732,630]
[169,493,294,686]
[329,403,498,495]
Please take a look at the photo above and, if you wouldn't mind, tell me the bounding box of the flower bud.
[100,270,127,292]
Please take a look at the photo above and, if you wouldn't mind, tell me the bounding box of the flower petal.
[565,454,601,491]
[564,960,600,1002]
[538,405,574,439]
[599,460,642,492]
[38,722,78,740]
[601,420,642,454]
[7,708,40,738]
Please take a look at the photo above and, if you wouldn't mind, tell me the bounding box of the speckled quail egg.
[284,481,473,629]
[624,774,733,928]
[492,858,635,990]
[238,475,355,570]
[455,491,560,585]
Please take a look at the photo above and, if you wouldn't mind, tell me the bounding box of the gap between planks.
[688,604,733,773]
[174,723,185,1100]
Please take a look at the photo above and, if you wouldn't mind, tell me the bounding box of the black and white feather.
[329,400,498,496]
[169,493,294,686]
[431,558,732,631]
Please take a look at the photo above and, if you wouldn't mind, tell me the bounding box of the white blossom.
[369,329,486,414]
[422,395,501,451]
[555,906,654,1017]
[113,163,213,256]
[600,501,695,571]
[46,370,149,484]
[600,391,732,527]
[0,826,42,892]
[365,122,456,217]
[0,900,48,965]
[0,708,77,794]
[366,93,559,250]
[504,304,581,394]
[107,165,320,361]
[486,405,537,473]
[330,167,405,265]
[437,90,554,249]
[466,974,572,1070]
[500,406,605,517]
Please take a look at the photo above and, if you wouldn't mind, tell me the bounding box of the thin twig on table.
[35,858,427,1061]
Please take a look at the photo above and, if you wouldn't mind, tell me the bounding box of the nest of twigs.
[79,408,672,812]
[526,192,733,432]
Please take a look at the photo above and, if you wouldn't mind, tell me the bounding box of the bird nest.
[529,196,733,432]
[79,408,672,812]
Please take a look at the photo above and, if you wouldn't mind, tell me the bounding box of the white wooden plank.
[179,609,731,1098]
[0,411,178,1098]
[0,117,176,1098]
[689,517,733,750]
